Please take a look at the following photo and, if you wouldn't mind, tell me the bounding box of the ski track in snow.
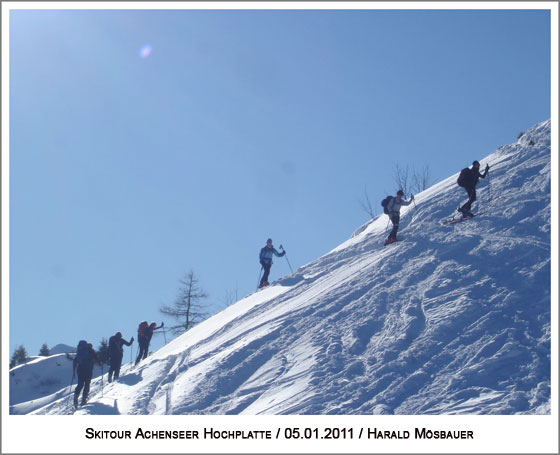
[22,120,551,415]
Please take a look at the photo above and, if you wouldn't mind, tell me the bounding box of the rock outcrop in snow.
[29,120,551,415]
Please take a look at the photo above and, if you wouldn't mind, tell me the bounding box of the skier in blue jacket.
[259,238,285,288]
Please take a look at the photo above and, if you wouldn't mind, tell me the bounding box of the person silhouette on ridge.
[108,331,133,382]
[73,341,102,408]
[258,238,285,288]
[135,321,164,365]
[385,190,414,245]
[457,160,490,218]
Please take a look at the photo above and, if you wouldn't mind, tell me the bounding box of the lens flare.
[139,44,153,59]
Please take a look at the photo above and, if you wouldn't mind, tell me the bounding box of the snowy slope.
[30,120,551,415]
[9,353,103,414]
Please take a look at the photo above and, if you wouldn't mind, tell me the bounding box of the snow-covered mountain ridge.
[31,120,551,415]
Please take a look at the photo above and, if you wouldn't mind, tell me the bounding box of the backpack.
[381,196,393,215]
[138,321,149,340]
[108,335,119,355]
[457,168,470,188]
[75,340,91,366]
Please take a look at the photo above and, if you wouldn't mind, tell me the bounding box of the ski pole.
[483,164,491,201]
[487,171,492,202]
[163,327,167,345]
[285,255,294,273]
[256,266,263,291]
[67,373,75,411]
[279,245,293,273]
[411,194,417,210]
[101,365,104,397]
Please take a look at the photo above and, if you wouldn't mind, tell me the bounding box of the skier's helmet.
[397,189,404,196]
[472,160,480,167]
[116,332,122,338]
[266,238,273,244]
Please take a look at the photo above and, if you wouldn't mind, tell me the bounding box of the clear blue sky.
[8,7,551,357]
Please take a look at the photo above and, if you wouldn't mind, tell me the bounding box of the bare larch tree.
[412,164,432,193]
[160,270,209,336]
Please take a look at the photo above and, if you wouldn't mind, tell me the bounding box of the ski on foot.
[442,212,485,225]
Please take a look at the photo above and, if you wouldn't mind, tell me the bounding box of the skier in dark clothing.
[135,321,164,365]
[385,190,414,245]
[457,160,490,217]
[73,341,102,408]
[107,332,134,382]
[259,238,285,288]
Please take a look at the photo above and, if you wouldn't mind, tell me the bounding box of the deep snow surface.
[9,353,104,415]
[25,120,551,415]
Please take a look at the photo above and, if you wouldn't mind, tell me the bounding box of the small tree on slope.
[10,345,28,368]
[160,270,209,337]
[39,343,50,357]
[96,338,109,365]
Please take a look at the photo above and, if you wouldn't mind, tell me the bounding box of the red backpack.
[138,321,149,340]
